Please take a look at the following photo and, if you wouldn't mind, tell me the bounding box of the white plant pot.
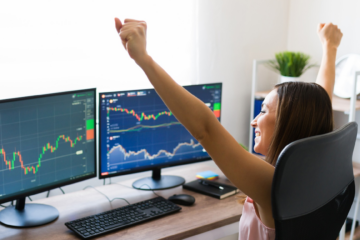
[280,75,300,83]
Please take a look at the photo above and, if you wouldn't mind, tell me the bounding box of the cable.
[1,201,15,208]
[113,183,161,197]
[138,184,161,197]
[47,188,65,198]
[112,183,133,189]
[27,196,32,201]
[83,186,130,205]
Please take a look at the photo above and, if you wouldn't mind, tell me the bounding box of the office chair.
[271,122,357,240]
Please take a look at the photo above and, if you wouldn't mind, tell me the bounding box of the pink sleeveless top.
[238,197,275,240]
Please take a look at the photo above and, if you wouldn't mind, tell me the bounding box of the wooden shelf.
[255,91,360,112]
[333,96,360,112]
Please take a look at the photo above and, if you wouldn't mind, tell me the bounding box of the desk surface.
[0,163,243,240]
[3,161,360,240]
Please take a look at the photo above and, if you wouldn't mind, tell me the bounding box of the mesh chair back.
[271,122,357,240]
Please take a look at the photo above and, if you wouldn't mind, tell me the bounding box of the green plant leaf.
[265,51,316,77]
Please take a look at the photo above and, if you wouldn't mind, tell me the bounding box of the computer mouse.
[168,194,195,206]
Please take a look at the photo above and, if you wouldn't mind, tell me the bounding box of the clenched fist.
[115,18,149,65]
[318,23,343,50]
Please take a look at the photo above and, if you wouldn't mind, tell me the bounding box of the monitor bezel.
[98,82,222,179]
[0,88,97,204]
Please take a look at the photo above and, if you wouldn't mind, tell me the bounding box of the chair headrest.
[272,122,358,220]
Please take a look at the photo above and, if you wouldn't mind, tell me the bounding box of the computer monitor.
[99,83,222,190]
[0,88,96,227]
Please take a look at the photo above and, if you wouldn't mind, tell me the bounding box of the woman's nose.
[251,116,258,128]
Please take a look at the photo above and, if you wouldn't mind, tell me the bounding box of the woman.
[114,18,342,239]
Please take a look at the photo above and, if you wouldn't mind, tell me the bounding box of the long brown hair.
[265,81,334,166]
[238,82,333,204]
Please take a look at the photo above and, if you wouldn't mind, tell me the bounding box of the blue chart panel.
[252,98,264,154]
[99,83,222,176]
[0,90,96,202]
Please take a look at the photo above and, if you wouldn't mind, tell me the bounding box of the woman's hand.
[115,18,150,66]
[317,23,343,50]
[315,22,342,100]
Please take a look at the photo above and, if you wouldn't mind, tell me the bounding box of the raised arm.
[316,23,343,101]
[114,18,275,209]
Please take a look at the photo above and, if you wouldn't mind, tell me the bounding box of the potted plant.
[266,51,316,83]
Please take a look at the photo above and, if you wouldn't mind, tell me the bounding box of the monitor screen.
[0,89,96,204]
[99,83,222,179]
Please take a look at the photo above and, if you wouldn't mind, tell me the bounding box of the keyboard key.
[65,197,181,239]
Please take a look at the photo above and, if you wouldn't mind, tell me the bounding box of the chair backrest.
[271,122,357,240]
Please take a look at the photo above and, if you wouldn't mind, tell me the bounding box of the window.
[0,0,196,99]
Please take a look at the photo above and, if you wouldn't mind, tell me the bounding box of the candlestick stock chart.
[0,91,95,200]
[100,84,222,176]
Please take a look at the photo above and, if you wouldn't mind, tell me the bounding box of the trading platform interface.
[0,90,96,202]
[99,83,222,177]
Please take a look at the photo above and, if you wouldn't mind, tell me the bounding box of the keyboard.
[65,196,182,239]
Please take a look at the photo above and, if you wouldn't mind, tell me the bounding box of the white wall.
[287,0,360,83]
[288,0,360,64]
[197,0,290,147]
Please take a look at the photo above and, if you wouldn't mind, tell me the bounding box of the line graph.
[109,122,181,133]
[108,139,202,161]
[1,135,82,175]
[107,107,172,122]
[100,84,222,175]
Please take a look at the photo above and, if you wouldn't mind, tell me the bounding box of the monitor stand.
[0,197,59,227]
[132,168,185,190]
